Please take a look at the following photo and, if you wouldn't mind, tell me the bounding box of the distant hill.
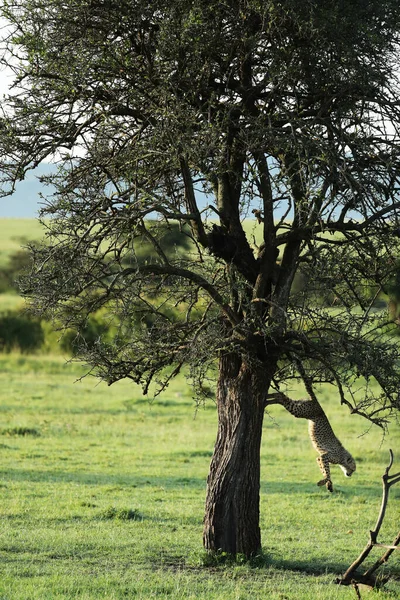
[0,164,56,218]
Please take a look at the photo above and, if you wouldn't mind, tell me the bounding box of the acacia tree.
[1,0,400,557]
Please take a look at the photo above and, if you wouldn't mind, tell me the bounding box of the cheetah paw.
[317,478,333,492]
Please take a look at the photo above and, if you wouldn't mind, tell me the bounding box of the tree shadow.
[265,554,400,581]
[0,466,206,490]
[266,554,350,577]
[261,479,382,498]
[0,466,384,501]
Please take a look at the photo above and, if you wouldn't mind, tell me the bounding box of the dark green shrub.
[0,272,10,294]
[1,427,40,436]
[98,506,142,521]
[0,311,44,353]
[122,221,193,267]
[59,313,112,353]
[0,249,33,292]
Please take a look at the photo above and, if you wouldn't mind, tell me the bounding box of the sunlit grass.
[0,218,44,267]
[0,353,398,599]
[0,221,398,597]
[0,292,25,311]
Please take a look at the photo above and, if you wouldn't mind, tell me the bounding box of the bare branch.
[122,264,240,327]
[179,155,208,247]
[336,450,400,589]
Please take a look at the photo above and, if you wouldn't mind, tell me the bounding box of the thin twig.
[352,582,362,600]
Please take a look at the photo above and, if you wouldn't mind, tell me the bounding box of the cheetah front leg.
[316,454,333,493]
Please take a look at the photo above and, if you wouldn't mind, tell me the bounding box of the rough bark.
[203,352,270,556]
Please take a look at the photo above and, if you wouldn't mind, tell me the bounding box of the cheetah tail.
[292,356,319,404]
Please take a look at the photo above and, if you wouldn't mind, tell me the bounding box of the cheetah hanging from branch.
[265,374,356,492]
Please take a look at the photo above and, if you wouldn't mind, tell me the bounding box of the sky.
[0,165,56,218]
[0,60,59,218]
[0,67,11,95]
[0,62,47,218]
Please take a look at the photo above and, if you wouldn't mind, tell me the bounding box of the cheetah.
[265,390,356,492]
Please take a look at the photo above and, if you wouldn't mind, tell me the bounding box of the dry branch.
[336,450,400,589]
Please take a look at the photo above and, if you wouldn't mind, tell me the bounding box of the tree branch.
[179,155,208,247]
[336,450,400,589]
[121,264,240,326]
[275,200,400,247]
[251,150,277,303]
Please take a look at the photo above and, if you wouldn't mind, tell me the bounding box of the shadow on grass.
[0,467,207,490]
[263,479,382,498]
[150,549,400,584]
[196,547,350,576]
[144,548,351,581]
[266,555,349,577]
[263,554,400,583]
[0,467,383,500]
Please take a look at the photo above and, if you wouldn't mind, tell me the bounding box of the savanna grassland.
[0,218,44,312]
[0,219,399,600]
[0,218,44,268]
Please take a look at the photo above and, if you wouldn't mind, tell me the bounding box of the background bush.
[0,310,44,353]
[0,249,32,293]
[59,313,114,353]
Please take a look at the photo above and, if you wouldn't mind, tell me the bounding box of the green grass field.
[0,219,399,599]
[0,353,398,600]
[0,218,44,268]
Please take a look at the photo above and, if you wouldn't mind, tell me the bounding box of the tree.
[1,0,400,557]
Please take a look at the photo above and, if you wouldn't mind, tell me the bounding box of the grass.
[0,292,25,311]
[0,354,398,599]
[0,218,44,268]
[0,219,398,597]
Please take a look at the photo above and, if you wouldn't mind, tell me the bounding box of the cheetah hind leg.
[316,455,333,493]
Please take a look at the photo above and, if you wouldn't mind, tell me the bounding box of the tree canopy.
[1,0,400,556]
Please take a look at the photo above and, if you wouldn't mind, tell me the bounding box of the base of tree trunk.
[203,353,269,557]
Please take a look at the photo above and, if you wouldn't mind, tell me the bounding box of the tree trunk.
[203,352,270,557]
